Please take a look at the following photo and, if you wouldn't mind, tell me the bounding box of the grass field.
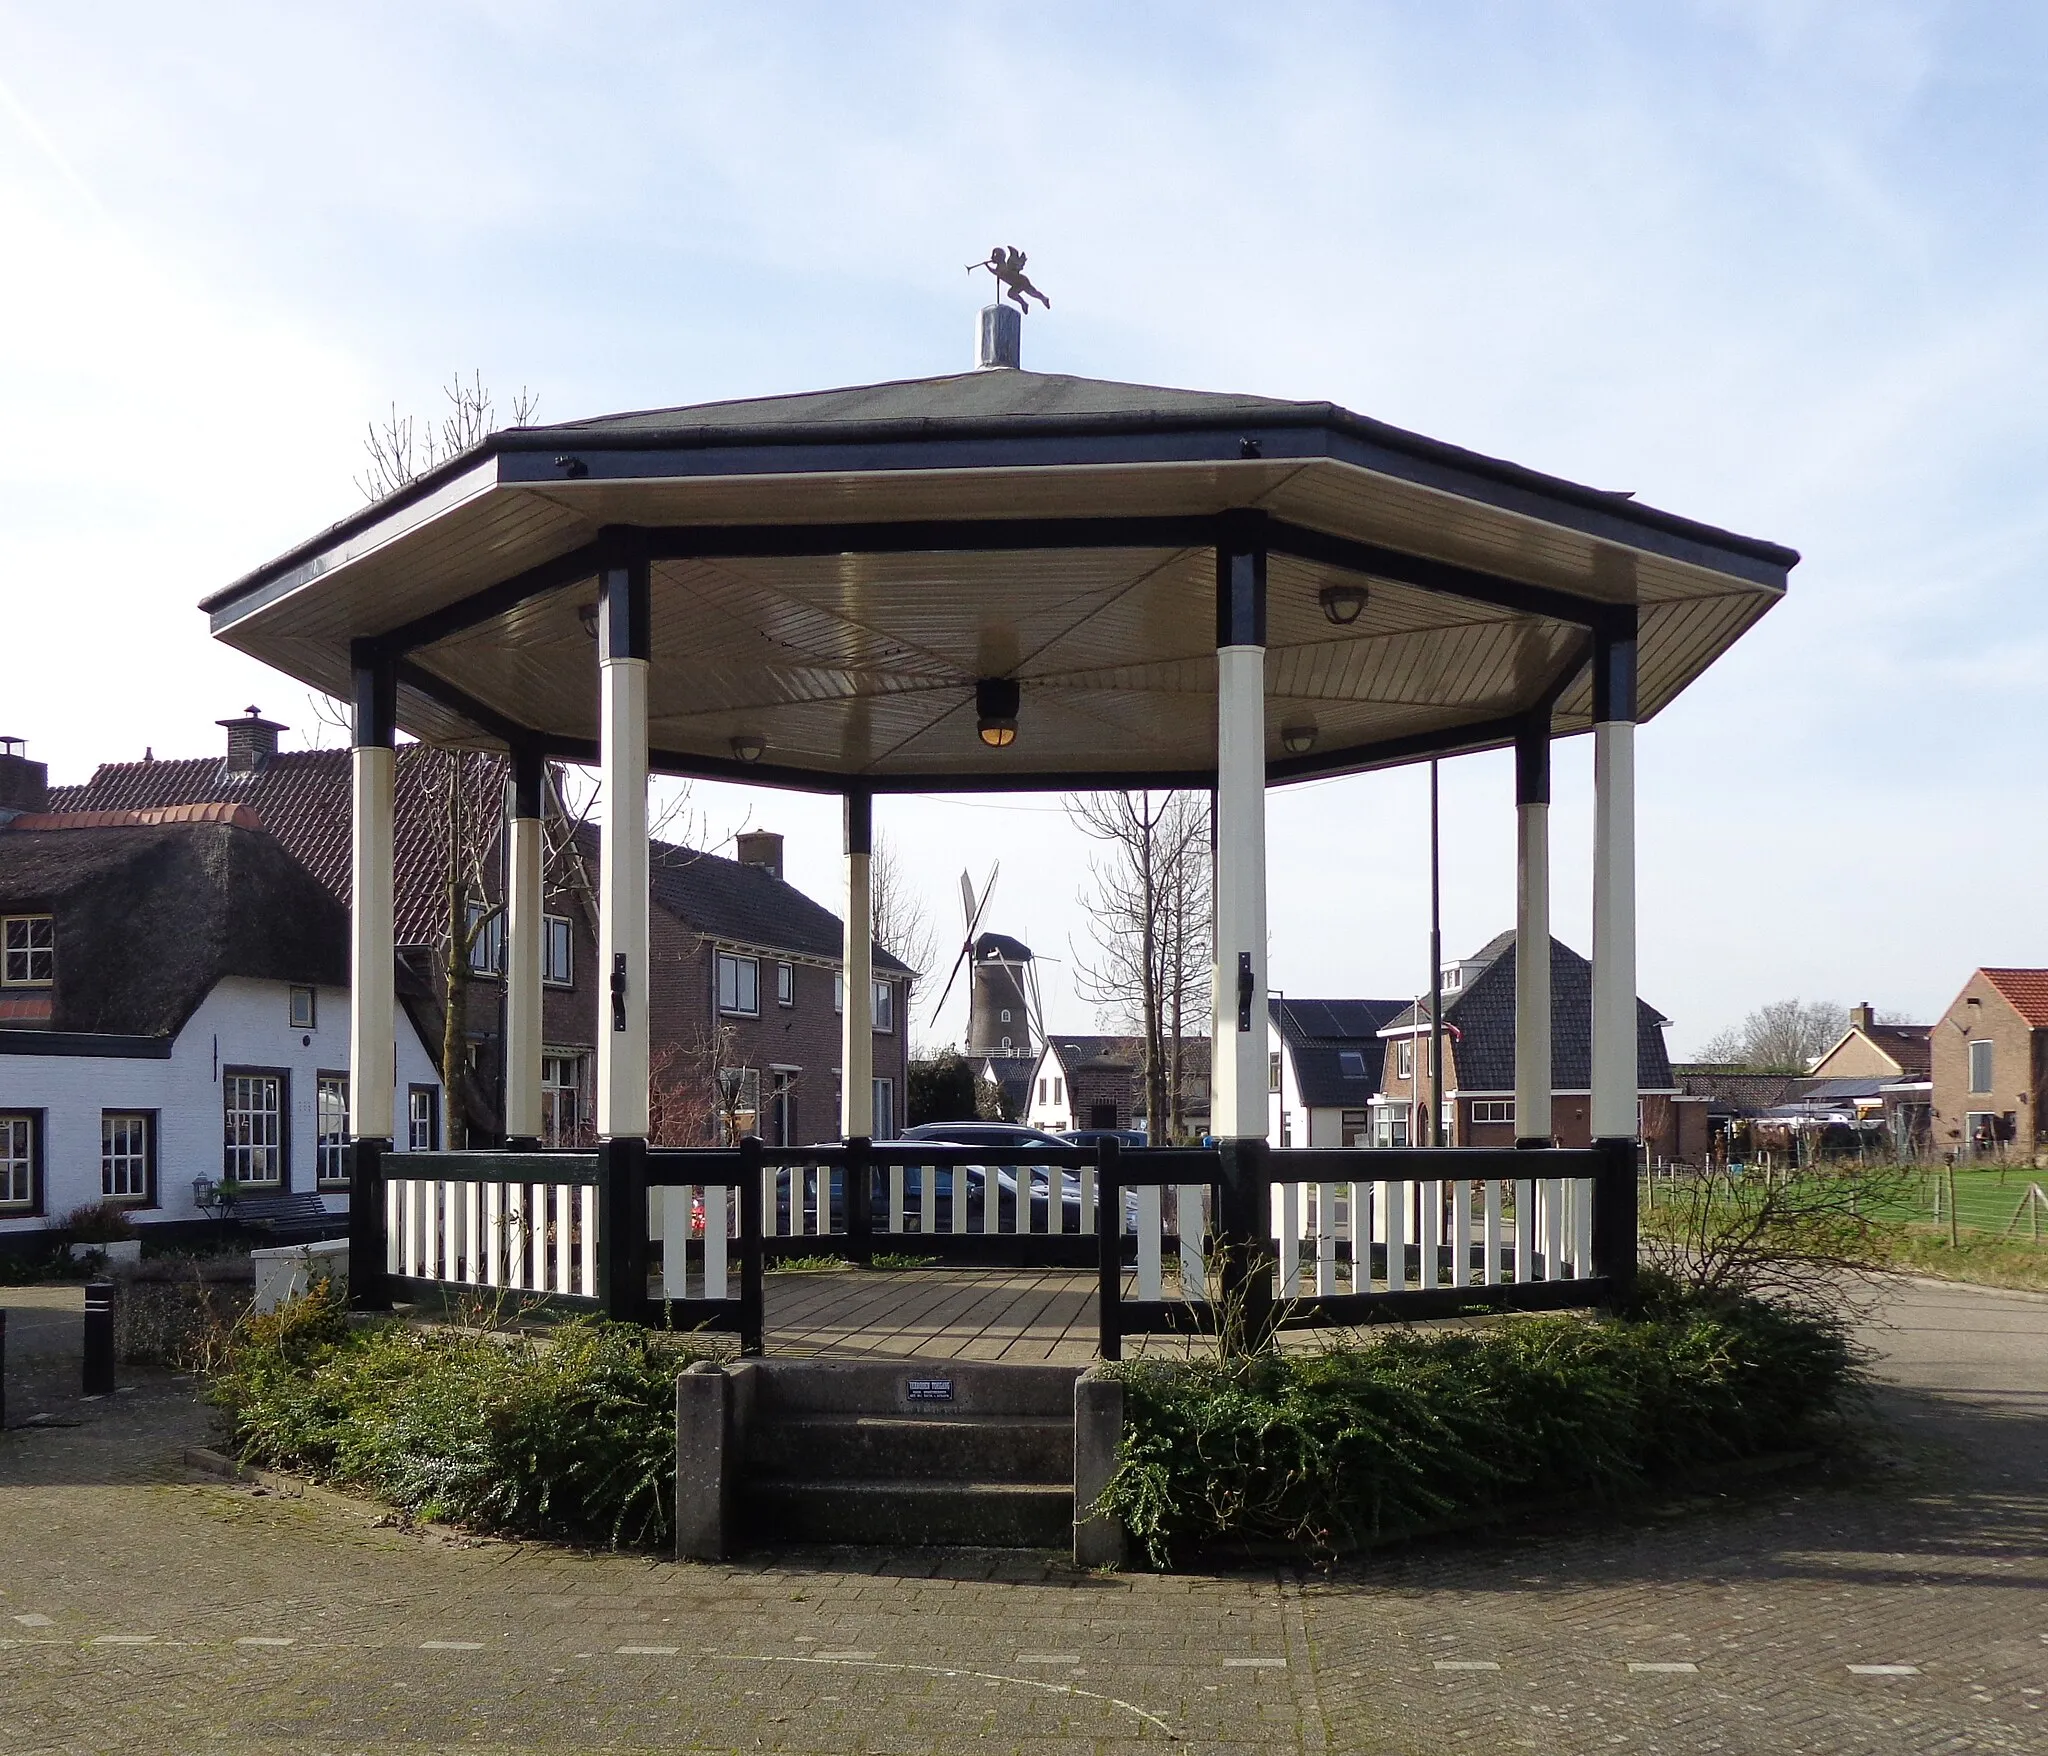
[1879,1165,2048,1240]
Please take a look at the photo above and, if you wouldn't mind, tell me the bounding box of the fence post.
[1095,1136,1122,1362]
[737,1135,765,1356]
[844,1135,873,1263]
[1216,1137,1274,1353]
[347,1137,390,1312]
[82,1280,115,1397]
[1590,1137,1639,1301]
[599,1137,650,1320]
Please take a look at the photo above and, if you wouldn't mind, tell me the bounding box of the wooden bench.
[228,1192,342,1242]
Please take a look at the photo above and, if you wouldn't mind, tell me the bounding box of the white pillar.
[503,749,544,1143]
[349,735,396,1142]
[1514,721,1553,1146]
[1589,622,1638,1142]
[841,790,874,1139]
[596,555,651,1139]
[1211,540,1268,1139]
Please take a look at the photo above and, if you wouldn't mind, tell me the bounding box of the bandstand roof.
[202,366,1797,792]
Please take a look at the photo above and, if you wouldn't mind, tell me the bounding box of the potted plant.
[64,1200,143,1268]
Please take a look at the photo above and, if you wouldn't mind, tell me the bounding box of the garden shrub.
[207,1285,713,1548]
[1101,1279,1859,1567]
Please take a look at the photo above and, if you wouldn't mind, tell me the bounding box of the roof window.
[1339,1051,1368,1078]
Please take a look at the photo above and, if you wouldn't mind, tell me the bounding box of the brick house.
[50,711,909,1148]
[1021,1035,1211,1139]
[1373,931,1702,1161]
[1929,969,2048,1159]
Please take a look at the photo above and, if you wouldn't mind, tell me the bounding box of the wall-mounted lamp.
[1318,583,1368,626]
[576,602,599,640]
[1280,720,1319,756]
[975,676,1020,748]
[730,733,766,764]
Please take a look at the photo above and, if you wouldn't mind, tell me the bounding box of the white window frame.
[1397,1040,1414,1080]
[1969,1039,1994,1095]
[407,1085,440,1152]
[834,972,844,1014]
[0,1112,35,1208]
[101,1111,153,1202]
[289,985,317,1030]
[1470,1099,1515,1125]
[718,951,761,1017]
[872,979,894,1032]
[871,1077,895,1138]
[543,914,575,986]
[541,1052,582,1148]
[2,914,53,987]
[223,1070,285,1187]
[1269,1050,1282,1093]
[776,960,795,1007]
[316,1074,349,1185]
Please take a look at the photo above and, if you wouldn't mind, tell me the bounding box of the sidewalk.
[2,1279,2044,1753]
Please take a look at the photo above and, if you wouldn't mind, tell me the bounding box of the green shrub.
[1101,1281,1858,1567]
[206,1285,712,1547]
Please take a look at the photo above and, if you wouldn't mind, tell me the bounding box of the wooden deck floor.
[763,1266,1106,1363]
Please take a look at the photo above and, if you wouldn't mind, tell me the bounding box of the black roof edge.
[201,395,1798,621]
[0,1029,172,1060]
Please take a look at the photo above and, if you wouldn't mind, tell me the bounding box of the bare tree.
[869,831,936,980]
[1068,790,1212,1142]
[1696,999,1850,1073]
[357,371,539,504]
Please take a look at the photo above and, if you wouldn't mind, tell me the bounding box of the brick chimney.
[218,707,287,776]
[1850,1002,1874,1034]
[736,830,784,882]
[0,736,49,821]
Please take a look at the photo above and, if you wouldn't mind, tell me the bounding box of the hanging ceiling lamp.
[975,676,1020,748]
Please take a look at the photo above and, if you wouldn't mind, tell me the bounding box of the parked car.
[1060,1127,1147,1150]
[887,1122,1085,1232]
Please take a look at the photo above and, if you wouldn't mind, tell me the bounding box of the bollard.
[82,1280,115,1397]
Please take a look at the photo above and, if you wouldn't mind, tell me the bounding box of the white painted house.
[1266,997,1407,1150]
[0,766,441,1241]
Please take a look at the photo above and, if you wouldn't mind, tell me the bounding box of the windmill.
[929,865,1045,1058]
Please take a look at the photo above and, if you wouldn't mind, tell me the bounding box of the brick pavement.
[1,1278,2044,1753]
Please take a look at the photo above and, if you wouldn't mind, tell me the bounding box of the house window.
[2,915,54,986]
[1339,1051,1368,1079]
[466,903,503,976]
[1000,1008,1011,1024]
[1038,1078,1048,1103]
[1000,1036,1013,1052]
[1269,1050,1282,1093]
[1969,1039,1994,1095]
[834,972,843,1013]
[776,961,794,1007]
[872,1078,894,1138]
[1397,1041,1414,1080]
[1443,968,1460,990]
[872,980,894,1032]
[316,1074,349,1185]
[0,1112,37,1209]
[101,1111,155,1202]
[1341,1109,1370,1147]
[1374,1108,1410,1148]
[288,986,317,1030]
[223,1070,286,1186]
[716,1067,761,1139]
[542,1054,582,1147]
[407,1085,440,1152]
[543,915,574,985]
[767,1068,796,1146]
[1053,1077,1063,1103]
[717,952,760,1016]
[1470,1099,1515,1125]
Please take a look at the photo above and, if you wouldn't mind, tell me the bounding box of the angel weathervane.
[968,245,1050,314]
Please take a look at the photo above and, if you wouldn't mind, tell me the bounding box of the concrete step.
[747,1413,1071,1483]
[748,1357,1083,1420]
[744,1478,1074,1549]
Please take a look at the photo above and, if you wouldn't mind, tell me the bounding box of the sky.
[3,2,2045,1055]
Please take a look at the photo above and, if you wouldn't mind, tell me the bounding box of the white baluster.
[661,1182,692,1301]
[1385,1180,1408,1292]
[1350,1181,1372,1292]
[554,1184,572,1292]
[485,1181,504,1288]
[889,1164,906,1236]
[1451,1180,1473,1288]
[1483,1180,1504,1287]
[1081,1165,1096,1234]
[1514,1178,1535,1284]
[1136,1183,1163,1302]
[1317,1183,1339,1296]
[578,1183,597,1298]
[704,1183,728,1299]
[1276,1182,1300,1299]
[1179,1184,1205,1297]
[1574,1177,1593,1278]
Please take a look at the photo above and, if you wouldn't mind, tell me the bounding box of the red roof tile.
[1980,969,2048,1029]
[10,802,261,831]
